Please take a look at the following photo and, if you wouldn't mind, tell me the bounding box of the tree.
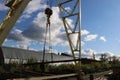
[100,54,108,63]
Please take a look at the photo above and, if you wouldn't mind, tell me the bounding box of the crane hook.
[45,8,53,25]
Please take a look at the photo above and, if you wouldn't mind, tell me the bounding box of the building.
[0,46,73,64]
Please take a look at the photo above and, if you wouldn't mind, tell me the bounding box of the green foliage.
[100,54,108,63]
[0,66,6,73]
[26,58,37,63]
[4,61,20,73]
[0,58,113,75]
[81,62,112,74]
[25,58,41,72]
[0,61,22,73]
[48,64,76,74]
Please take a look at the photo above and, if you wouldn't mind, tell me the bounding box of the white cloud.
[81,29,90,46]
[25,0,47,14]
[5,6,66,49]
[81,49,95,58]
[81,49,114,60]
[100,36,106,42]
[22,6,65,46]
[63,48,115,60]
[19,0,47,22]
[0,2,9,11]
[22,22,45,42]
[0,0,47,23]
[65,7,71,12]
[6,29,31,49]
[70,34,79,47]
[96,51,114,60]
[81,41,84,46]
[98,51,114,57]
[58,41,69,47]
[84,34,98,41]
[81,30,89,36]
[7,29,26,41]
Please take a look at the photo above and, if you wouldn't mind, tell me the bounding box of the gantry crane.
[0,0,82,79]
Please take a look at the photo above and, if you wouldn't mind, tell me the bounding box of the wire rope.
[42,0,53,67]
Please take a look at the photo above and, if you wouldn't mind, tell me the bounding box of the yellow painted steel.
[56,0,82,79]
[0,0,31,45]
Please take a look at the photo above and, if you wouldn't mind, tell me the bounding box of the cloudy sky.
[1,0,120,59]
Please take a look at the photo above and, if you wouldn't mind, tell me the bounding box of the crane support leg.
[56,0,82,79]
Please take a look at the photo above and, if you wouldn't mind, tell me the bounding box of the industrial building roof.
[1,46,73,62]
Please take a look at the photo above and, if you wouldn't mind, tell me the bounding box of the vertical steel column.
[56,0,82,79]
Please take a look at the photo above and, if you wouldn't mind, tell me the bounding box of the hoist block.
[45,8,53,18]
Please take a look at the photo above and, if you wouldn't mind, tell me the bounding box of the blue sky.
[82,0,120,56]
[1,0,120,59]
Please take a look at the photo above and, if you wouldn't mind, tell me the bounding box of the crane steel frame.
[56,0,81,65]
[56,0,82,79]
[0,0,31,45]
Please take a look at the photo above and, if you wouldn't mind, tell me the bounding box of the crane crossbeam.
[0,0,31,45]
[59,0,72,5]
